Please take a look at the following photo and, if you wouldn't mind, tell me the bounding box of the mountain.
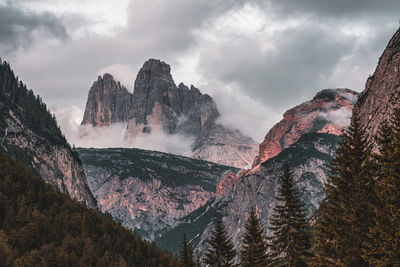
[170,88,358,256]
[77,147,239,241]
[79,88,358,257]
[0,151,178,266]
[0,60,96,208]
[81,59,258,168]
[253,88,358,167]
[81,73,132,127]
[354,27,400,140]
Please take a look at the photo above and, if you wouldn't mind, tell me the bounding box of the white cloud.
[201,81,282,142]
[318,107,352,127]
[130,128,195,156]
[51,105,195,153]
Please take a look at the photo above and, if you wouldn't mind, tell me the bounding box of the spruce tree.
[240,206,268,267]
[204,218,236,267]
[267,165,311,267]
[362,109,400,265]
[312,116,374,266]
[180,232,195,267]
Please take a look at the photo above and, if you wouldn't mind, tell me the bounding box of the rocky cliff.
[254,89,358,167]
[81,73,132,126]
[354,27,400,140]
[0,60,96,208]
[81,59,258,168]
[77,147,238,241]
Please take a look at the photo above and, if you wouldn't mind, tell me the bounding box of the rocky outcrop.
[77,147,238,241]
[124,59,258,168]
[81,73,132,126]
[354,27,400,140]
[255,89,358,166]
[0,60,96,208]
[216,171,239,197]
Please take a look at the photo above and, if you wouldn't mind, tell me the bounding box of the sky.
[1,0,399,143]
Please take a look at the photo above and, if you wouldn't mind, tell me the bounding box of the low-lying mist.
[52,105,194,155]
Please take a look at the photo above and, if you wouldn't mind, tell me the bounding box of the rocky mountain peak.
[124,59,258,168]
[255,88,358,166]
[79,58,258,168]
[354,27,400,141]
[81,73,132,127]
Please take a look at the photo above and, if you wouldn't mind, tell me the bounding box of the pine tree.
[204,218,236,267]
[267,165,311,267]
[240,206,268,267]
[180,232,195,267]
[312,116,374,266]
[362,109,400,265]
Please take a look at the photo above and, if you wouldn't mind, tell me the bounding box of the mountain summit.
[81,73,132,126]
[81,59,258,168]
[253,88,358,168]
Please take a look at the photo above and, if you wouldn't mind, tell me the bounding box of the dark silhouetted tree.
[267,165,311,266]
[362,109,400,266]
[180,232,194,267]
[312,116,374,266]
[240,206,268,267]
[204,218,236,267]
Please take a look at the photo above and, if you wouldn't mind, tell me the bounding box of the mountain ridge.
[0,60,96,208]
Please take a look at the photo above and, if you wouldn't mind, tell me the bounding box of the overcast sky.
[1,0,399,142]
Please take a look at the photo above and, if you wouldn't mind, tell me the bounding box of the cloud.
[202,81,281,142]
[318,107,352,127]
[130,128,195,156]
[0,2,67,53]
[5,0,400,145]
[51,105,194,153]
[195,2,398,112]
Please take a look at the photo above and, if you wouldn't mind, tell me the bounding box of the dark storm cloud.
[0,2,67,53]
[196,0,400,109]
[198,23,355,107]
[5,0,400,141]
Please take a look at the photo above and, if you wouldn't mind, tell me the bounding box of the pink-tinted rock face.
[81,73,132,127]
[255,89,358,166]
[217,171,239,197]
[354,28,400,142]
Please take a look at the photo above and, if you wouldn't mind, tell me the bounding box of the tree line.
[0,151,179,266]
[179,111,400,266]
[0,59,72,152]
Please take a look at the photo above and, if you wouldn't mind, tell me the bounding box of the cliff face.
[0,61,96,208]
[77,147,238,241]
[354,27,400,140]
[255,89,358,166]
[81,73,132,126]
[77,58,256,168]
